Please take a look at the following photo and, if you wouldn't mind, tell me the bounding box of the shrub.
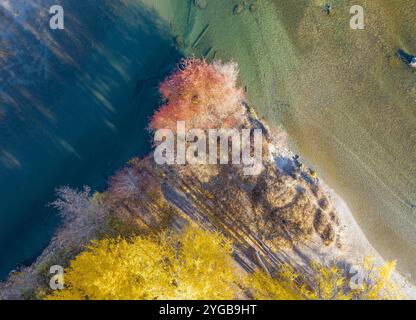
[50,186,109,248]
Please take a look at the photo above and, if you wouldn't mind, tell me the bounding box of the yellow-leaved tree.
[249,259,403,300]
[249,268,303,300]
[350,257,402,300]
[46,227,243,300]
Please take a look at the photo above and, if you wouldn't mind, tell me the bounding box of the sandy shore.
[269,138,416,299]
[320,181,416,298]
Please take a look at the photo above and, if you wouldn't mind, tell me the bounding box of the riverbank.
[2,107,412,299]
[321,182,415,298]
[158,0,416,279]
[270,134,416,298]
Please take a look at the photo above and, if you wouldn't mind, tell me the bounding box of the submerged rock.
[323,3,332,15]
[174,35,185,48]
[397,49,416,68]
[194,0,207,9]
[233,4,245,15]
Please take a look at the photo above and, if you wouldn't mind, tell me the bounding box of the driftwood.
[192,24,210,49]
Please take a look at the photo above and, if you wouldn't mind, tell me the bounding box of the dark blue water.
[0,0,182,279]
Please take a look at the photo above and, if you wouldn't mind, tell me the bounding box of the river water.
[0,0,181,279]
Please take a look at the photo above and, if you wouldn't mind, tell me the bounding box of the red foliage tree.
[150,58,246,132]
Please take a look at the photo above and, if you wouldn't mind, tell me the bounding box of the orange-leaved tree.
[150,58,246,132]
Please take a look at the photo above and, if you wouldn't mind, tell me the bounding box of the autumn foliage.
[150,58,246,132]
[250,259,403,300]
[45,220,402,300]
[46,227,242,300]
[106,161,177,235]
